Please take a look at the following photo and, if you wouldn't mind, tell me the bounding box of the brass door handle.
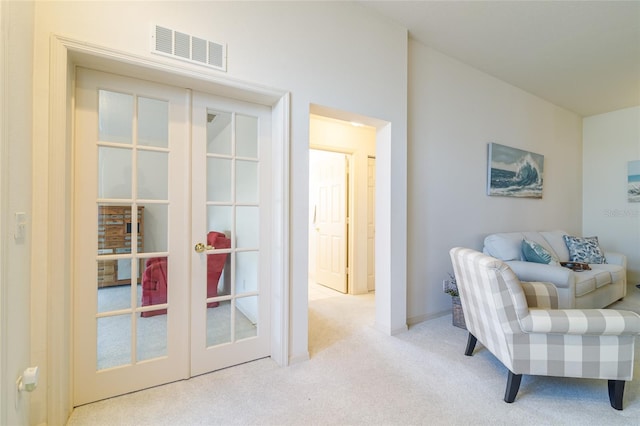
[194,243,214,253]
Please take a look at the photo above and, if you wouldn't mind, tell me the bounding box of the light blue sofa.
[483,230,627,309]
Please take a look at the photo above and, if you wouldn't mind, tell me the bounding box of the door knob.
[194,242,214,253]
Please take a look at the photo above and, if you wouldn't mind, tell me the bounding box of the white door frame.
[309,104,407,337]
[0,0,7,419]
[44,34,289,423]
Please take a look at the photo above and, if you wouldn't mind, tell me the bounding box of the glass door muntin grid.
[96,88,172,368]
[205,108,260,347]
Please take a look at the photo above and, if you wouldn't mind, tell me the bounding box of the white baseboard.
[407,309,450,326]
[288,352,310,365]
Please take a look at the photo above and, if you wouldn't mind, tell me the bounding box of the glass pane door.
[74,68,189,406]
[191,92,271,376]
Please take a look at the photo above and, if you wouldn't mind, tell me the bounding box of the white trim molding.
[44,34,290,424]
[0,1,8,422]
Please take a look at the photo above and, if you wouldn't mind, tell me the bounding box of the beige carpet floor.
[96,285,255,370]
[68,283,640,425]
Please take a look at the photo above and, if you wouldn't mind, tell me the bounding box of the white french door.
[190,91,271,375]
[73,68,271,405]
[74,68,190,405]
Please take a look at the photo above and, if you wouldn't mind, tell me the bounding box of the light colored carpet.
[97,285,255,370]
[68,283,640,425]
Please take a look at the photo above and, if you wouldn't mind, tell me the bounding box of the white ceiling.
[361,0,640,117]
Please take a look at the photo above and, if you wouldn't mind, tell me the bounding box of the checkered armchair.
[450,247,640,410]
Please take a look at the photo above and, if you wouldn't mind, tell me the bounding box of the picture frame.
[487,143,544,198]
[628,160,640,202]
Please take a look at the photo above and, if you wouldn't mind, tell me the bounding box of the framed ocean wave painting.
[628,160,640,202]
[487,143,544,198]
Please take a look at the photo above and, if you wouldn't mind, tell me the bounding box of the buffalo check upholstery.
[449,247,640,409]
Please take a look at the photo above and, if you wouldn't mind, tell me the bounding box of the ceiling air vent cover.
[151,24,227,72]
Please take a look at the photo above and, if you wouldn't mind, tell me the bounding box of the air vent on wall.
[151,24,227,72]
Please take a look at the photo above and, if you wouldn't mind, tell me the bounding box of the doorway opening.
[307,112,376,355]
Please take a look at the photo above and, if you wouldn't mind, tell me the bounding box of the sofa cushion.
[522,239,560,265]
[593,269,612,289]
[563,235,607,264]
[540,231,570,262]
[592,263,626,286]
[483,230,569,262]
[483,232,526,261]
[574,273,597,297]
[574,269,613,297]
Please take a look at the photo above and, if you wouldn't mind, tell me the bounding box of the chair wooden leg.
[464,333,477,356]
[504,371,522,403]
[608,380,625,410]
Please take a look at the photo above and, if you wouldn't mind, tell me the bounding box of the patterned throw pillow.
[562,235,607,264]
[521,239,560,265]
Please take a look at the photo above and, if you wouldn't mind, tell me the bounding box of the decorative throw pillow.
[562,235,607,264]
[521,239,560,265]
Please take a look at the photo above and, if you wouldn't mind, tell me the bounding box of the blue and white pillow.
[522,239,560,265]
[562,235,606,264]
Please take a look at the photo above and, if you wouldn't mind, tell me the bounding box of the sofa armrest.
[506,260,573,289]
[520,281,558,309]
[519,309,640,335]
[604,251,627,268]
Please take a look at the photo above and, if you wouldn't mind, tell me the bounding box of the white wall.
[30,2,407,423]
[407,40,583,323]
[1,1,34,425]
[583,106,640,284]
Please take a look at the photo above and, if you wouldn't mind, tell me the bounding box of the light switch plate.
[14,212,26,240]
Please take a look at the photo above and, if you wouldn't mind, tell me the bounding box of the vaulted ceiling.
[361,1,640,117]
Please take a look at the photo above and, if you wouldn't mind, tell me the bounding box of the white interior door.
[311,150,348,293]
[73,68,273,405]
[190,91,271,375]
[74,68,190,405]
